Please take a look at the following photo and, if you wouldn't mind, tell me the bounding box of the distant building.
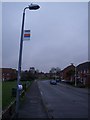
[0,68,17,81]
[38,72,45,79]
[76,61,90,86]
[61,64,75,81]
[61,61,90,87]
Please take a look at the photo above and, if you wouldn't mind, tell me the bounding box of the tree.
[49,67,61,79]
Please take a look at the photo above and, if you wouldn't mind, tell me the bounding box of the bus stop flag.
[24,30,31,41]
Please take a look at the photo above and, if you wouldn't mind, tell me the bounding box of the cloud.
[2,2,88,72]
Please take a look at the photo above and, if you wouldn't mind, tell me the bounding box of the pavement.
[18,80,48,118]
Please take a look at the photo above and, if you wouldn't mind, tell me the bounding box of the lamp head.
[29,3,40,10]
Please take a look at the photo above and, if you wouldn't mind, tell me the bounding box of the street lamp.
[75,66,77,87]
[16,3,40,116]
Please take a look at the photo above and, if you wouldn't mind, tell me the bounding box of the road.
[38,80,88,118]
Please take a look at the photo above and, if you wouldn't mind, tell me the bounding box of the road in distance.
[38,80,88,118]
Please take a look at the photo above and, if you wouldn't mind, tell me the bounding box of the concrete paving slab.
[18,80,48,118]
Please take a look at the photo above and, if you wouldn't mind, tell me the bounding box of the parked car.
[56,79,60,82]
[61,79,67,82]
[50,80,57,85]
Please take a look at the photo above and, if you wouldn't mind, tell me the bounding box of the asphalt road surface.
[38,80,88,118]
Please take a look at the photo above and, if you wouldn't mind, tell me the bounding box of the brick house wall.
[76,61,90,86]
[0,68,17,81]
[62,64,75,81]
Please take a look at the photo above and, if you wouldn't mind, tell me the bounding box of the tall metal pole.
[75,66,77,87]
[16,8,26,116]
[15,4,40,116]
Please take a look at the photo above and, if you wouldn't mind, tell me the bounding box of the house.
[76,61,90,86]
[0,68,17,81]
[61,61,90,87]
[61,63,75,82]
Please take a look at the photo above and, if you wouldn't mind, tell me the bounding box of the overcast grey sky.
[2,2,88,72]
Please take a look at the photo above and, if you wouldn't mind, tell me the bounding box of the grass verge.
[2,80,31,110]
